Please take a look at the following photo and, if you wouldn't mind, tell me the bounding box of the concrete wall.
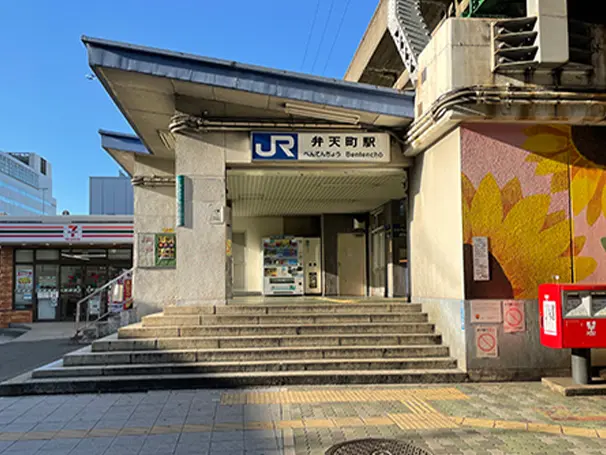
[132,156,176,316]
[175,134,228,306]
[409,129,466,369]
[232,216,284,294]
[409,128,464,300]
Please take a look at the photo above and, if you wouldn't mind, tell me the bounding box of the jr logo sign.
[252,133,298,160]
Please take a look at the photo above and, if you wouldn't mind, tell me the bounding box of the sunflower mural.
[523,125,606,227]
[462,173,597,299]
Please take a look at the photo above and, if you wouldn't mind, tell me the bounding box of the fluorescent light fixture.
[284,103,360,125]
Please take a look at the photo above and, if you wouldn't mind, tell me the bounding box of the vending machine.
[302,237,322,295]
[262,237,304,295]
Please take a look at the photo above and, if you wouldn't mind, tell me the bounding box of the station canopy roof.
[84,36,415,162]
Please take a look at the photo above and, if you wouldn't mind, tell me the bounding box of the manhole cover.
[325,438,433,455]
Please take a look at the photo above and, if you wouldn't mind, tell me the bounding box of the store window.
[15,249,34,263]
[35,249,59,261]
[14,264,34,309]
[108,248,132,261]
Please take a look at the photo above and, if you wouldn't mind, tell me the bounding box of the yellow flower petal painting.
[523,125,606,226]
[462,173,597,299]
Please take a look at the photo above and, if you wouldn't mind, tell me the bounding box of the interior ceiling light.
[284,103,361,125]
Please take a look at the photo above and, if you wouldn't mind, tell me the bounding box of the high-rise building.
[0,151,56,216]
[89,173,134,215]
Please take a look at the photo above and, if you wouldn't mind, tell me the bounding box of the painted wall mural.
[461,124,605,300]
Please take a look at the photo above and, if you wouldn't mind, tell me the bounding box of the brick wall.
[0,247,32,327]
[0,247,14,311]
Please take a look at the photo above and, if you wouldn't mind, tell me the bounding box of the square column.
[175,133,230,306]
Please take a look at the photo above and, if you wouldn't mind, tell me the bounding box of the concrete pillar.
[175,133,230,306]
[133,156,176,316]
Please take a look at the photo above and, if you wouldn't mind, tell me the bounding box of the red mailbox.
[539,283,606,349]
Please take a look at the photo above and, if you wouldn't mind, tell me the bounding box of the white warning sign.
[475,326,498,358]
[503,301,525,333]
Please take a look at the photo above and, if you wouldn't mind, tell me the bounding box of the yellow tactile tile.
[462,418,496,429]
[214,423,243,430]
[0,432,23,441]
[150,425,182,435]
[562,426,599,438]
[303,419,336,428]
[449,417,465,425]
[19,431,55,440]
[495,420,528,431]
[332,417,364,427]
[528,423,562,434]
[55,430,88,439]
[389,413,457,430]
[119,427,149,436]
[221,387,468,405]
[244,421,275,430]
[275,420,305,429]
[88,429,120,438]
[361,416,394,426]
[182,424,213,433]
[402,398,439,415]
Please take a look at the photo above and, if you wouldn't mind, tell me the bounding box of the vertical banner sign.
[176,175,185,227]
[472,236,490,281]
[475,326,499,358]
[503,301,526,333]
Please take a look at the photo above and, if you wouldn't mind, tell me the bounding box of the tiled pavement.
[0,383,605,454]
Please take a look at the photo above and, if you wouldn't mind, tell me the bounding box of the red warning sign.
[475,326,498,358]
[503,301,525,333]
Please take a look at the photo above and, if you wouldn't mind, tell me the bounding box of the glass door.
[36,265,59,321]
[84,266,108,319]
[60,266,83,320]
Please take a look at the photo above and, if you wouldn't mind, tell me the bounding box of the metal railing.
[73,268,135,343]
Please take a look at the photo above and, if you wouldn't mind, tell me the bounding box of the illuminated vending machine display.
[262,237,304,296]
[302,237,322,295]
[539,283,606,349]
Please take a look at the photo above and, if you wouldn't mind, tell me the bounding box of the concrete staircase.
[1,300,467,395]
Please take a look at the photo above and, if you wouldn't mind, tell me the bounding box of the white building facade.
[0,152,56,216]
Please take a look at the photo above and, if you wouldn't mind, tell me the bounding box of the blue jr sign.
[252,133,298,160]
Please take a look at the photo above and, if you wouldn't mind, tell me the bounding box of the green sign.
[155,233,176,267]
[176,175,185,227]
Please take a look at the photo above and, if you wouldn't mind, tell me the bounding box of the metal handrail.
[74,267,134,336]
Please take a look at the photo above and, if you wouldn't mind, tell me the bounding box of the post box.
[539,283,606,349]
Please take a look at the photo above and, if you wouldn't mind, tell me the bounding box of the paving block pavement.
[0,383,604,453]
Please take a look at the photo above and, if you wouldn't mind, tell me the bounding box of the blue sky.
[0,0,377,214]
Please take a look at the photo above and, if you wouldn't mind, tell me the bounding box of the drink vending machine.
[539,283,606,384]
[262,237,304,295]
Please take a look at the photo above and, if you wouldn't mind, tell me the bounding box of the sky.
[0,0,378,215]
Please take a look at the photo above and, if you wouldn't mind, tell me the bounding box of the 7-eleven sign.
[63,225,82,241]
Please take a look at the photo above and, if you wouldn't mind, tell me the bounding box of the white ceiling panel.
[228,170,405,216]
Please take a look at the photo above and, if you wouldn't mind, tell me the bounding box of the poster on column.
[475,326,499,358]
[470,300,502,323]
[503,301,526,333]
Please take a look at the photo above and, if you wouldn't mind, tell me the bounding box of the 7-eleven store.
[0,216,133,325]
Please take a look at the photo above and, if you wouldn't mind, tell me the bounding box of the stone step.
[118,322,435,339]
[63,345,451,366]
[141,312,429,327]
[0,369,468,395]
[92,333,443,352]
[32,357,458,378]
[164,303,421,315]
